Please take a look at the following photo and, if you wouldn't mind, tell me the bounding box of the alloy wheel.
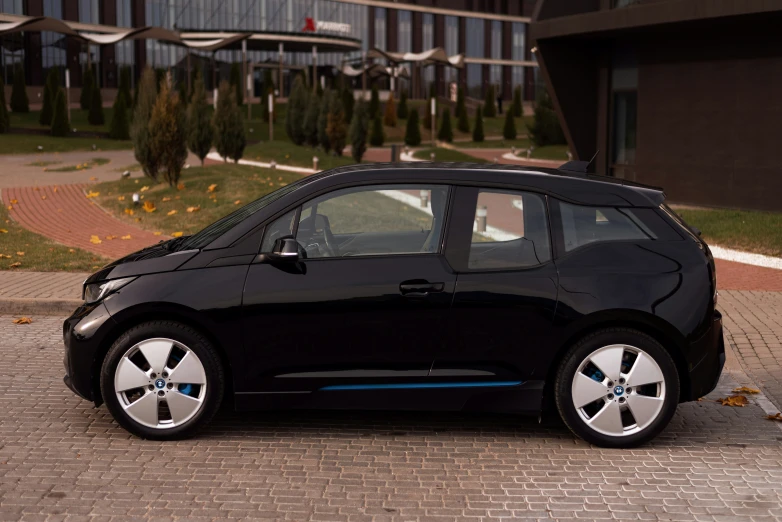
[114,337,207,429]
[571,344,666,437]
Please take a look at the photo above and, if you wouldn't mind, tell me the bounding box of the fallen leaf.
[207,184,217,193]
[53,187,58,193]
[33,187,39,191]
[6,205,12,210]
[186,206,200,213]
[121,235,132,240]
[766,413,782,422]
[68,249,75,253]
[140,186,150,192]
[8,262,21,268]
[15,252,24,256]
[117,196,125,201]
[12,317,32,324]
[124,208,134,216]
[177,183,185,190]
[10,199,17,204]
[153,231,162,236]
[733,386,760,395]
[89,235,102,244]
[234,200,242,205]
[0,254,10,259]
[104,235,117,240]
[167,210,177,216]
[134,217,141,222]
[172,231,184,237]
[0,229,7,234]
[718,395,749,407]
[143,201,156,213]
[85,191,99,198]
[89,176,97,181]
[41,195,47,200]
[161,197,172,202]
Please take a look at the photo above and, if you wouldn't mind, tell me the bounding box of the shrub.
[88,83,104,125]
[327,95,347,156]
[177,80,188,108]
[341,85,354,124]
[39,68,59,126]
[423,83,436,130]
[437,107,453,143]
[457,94,470,134]
[285,75,307,145]
[108,91,130,140]
[397,89,408,120]
[527,89,566,146]
[483,84,496,117]
[318,89,332,153]
[369,85,380,118]
[80,66,93,111]
[149,80,188,186]
[155,68,166,93]
[131,67,160,180]
[383,93,397,127]
[213,81,246,163]
[349,99,369,162]
[229,62,243,105]
[503,108,517,140]
[10,64,29,113]
[186,71,213,165]
[369,115,384,147]
[512,85,522,118]
[404,108,421,146]
[472,104,484,142]
[118,66,132,107]
[50,88,70,137]
[455,85,465,119]
[303,90,321,147]
[0,75,10,133]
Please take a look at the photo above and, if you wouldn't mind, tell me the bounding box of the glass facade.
[466,63,482,98]
[42,0,66,85]
[421,13,434,94]
[0,0,23,83]
[397,10,411,53]
[489,20,501,89]
[115,0,135,87]
[610,51,638,168]
[512,22,525,61]
[444,16,458,85]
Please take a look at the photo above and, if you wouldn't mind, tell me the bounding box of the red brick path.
[716,259,782,292]
[2,184,165,259]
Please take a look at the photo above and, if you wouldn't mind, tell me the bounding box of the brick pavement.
[1,310,782,521]
[0,271,87,300]
[2,184,165,258]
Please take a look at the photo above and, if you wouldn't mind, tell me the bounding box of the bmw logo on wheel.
[614,385,625,396]
[155,378,166,389]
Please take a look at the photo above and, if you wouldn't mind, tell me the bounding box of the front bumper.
[63,301,116,404]
[687,309,725,401]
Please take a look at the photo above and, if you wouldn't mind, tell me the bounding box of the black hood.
[84,239,199,285]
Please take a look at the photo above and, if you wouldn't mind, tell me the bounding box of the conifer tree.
[229,62,243,105]
[108,91,130,140]
[10,64,29,113]
[149,79,188,186]
[50,88,70,137]
[404,108,421,146]
[131,67,160,180]
[303,90,321,147]
[212,81,246,162]
[327,95,347,156]
[369,84,380,118]
[383,93,397,127]
[80,66,93,111]
[39,68,59,126]
[88,83,104,125]
[369,115,384,147]
[318,88,333,152]
[397,89,408,120]
[512,85,522,118]
[472,104,484,142]
[285,75,307,145]
[0,75,10,133]
[437,107,453,143]
[503,108,517,140]
[349,99,369,162]
[186,71,213,165]
[483,84,496,118]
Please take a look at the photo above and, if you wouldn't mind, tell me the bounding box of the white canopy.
[367,47,464,69]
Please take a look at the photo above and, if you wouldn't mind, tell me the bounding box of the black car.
[63,162,723,447]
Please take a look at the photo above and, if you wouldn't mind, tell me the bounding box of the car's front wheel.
[555,328,679,448]
[100,321,224,440]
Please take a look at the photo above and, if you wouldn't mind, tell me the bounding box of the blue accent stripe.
[320,381,523,391]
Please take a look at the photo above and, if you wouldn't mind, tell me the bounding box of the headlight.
[83,277,136,304]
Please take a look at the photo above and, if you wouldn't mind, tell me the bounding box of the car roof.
[310,162,665,207]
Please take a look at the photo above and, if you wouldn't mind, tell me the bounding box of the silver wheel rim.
[571,344,666,438]
[114,337,207,430]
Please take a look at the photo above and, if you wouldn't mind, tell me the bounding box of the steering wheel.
[317,214,340,257]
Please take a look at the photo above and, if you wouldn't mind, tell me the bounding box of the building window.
[512,66,523,95]
[465,18,484,58]
[374,7,387,53]
[512,22,526,61]
[489,20,502,90]
[397,10,411,53]
[422,13,434,95]
[115,0,134,86]
[0,0,24,84]
[78,0,100,24]
[444,15,459,84]
[610,51,638,168]
[42,0,66,85]
[467,63,482,98]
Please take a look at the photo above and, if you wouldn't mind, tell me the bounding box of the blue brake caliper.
[170,352,195,397]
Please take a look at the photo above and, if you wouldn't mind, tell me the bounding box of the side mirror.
[259,236,300,263]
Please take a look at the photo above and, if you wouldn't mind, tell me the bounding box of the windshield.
[177,177,310,251]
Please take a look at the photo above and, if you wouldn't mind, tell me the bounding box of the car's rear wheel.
[555,328,679,448]
[100,321,224,440]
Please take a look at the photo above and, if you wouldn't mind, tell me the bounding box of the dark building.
[531,0,782,211]
[1,0,540,101]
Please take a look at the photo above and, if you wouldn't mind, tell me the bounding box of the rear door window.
[558,202,656,252]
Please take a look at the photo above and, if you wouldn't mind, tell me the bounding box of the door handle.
[400,280,444,297]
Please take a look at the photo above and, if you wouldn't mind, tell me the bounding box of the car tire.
[555,328,679,448]
[100,320,224,440]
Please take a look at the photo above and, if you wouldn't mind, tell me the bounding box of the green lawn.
[93,163,306,237]
[673,207,782,257]
[413,148,489,163]
[243,140,357,171]
[0,133,133,155]
[0,204,106,272]
[10,107,115,134]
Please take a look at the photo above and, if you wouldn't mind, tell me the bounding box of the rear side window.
[558,202,656,252]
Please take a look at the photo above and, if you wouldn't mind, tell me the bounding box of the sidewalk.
[0,271,86,314]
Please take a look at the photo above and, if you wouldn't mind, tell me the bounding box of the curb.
[1,298,81,316]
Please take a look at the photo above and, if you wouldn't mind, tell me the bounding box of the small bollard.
[404,146,410,155]
[567,150,573,161]
[420,190,429,208]
[476,205,488,232]
[121,171,130,179]
[511,146,517,156]
[390,144,398,162]
[526,147,533,159]
[430,152,436,161]
[313,156,319,171]
[132,193,140,206]
[493,156,498,164]
[270,160,277,169]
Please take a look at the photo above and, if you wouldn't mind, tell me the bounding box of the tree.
[88,83,104,125]
[349,99,369,162]
[369,84,380,118]
[437,107,453,143]
[326,95,347,156]
[108,91,130,140]
[118,66,132,107]
[483,84,496,117]
[186,71,213,165]
[0,74,9,133]
[10,64,29,113]
[472,104,484,142]
[285,75,307,145]
[404,108,421,146]
[369,115,384,147]
[383,93,397,127]
[527,89,566,146]
[318,89,332,153]
[177,79,189,108]
[149,79,188,186]
[503,108,517,140]
[155,68,166,93]
[457,91,470,133]
[341,84,354,124]
[512,85,522,118]
[80,66,93,111]
[303,90,321,147]
[213,81,246,162]
[229,62,243,105]
[131,67,160,180]
[39,68,59,126]
[397,89,408,120]
[423,82,436,130]
[50,88,70,137]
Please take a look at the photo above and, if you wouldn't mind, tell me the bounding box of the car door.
[239,183,456,406]
[435,186,559,399]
